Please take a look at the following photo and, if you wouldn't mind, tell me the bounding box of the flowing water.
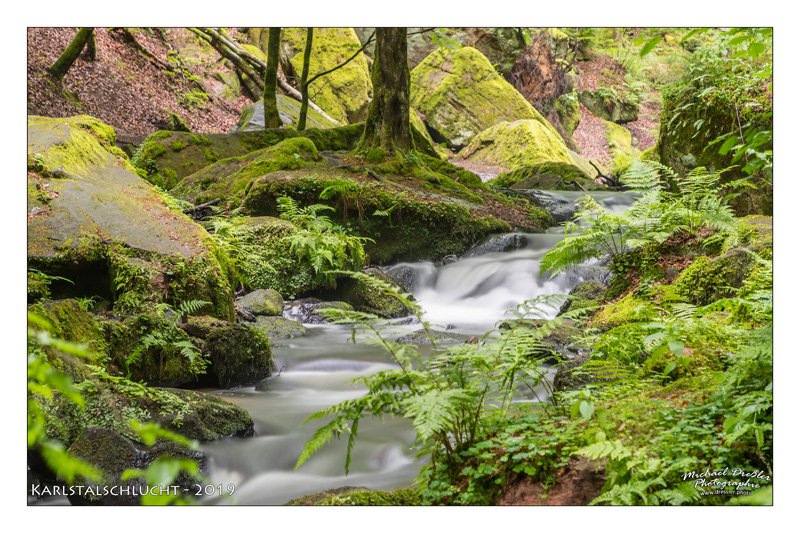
[201,190,637,505]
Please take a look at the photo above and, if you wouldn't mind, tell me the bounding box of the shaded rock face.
[579,89,638,124]
[558,280,607,316]
[182,316,273,388]
[236,289,284,317]
[463,233,530,257]
[490,162,599,191]
[65,427,206,505]
[27,115,234,320]
[410,46,561,150]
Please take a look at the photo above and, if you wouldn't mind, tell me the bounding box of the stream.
[201,190,636,505]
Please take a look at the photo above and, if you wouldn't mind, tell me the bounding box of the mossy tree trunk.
[49,28,94,82]
[263,27,282,129]
[297,28,314,132]
[356,28,410,155]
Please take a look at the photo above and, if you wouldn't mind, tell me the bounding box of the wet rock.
[328,268,415,319]
[283,298,354,324]
[558,280,607,316]
[464,233,529,257]
[250,315,308,340]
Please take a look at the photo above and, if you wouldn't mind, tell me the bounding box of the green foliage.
[295,290,586,481]
[541,162,739,276]
[276,196,370,286]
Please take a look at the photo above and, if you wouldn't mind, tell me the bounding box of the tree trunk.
[263,27,282,129]
[297,28,314,131]
[86,29,97,61]
[49,28,93,82]
[356,28,410,155]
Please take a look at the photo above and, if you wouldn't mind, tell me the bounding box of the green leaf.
[718,135,740,155]
[640,35,662,57]
[579,400,595,420]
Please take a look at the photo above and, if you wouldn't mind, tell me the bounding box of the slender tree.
[297,28,314,131]
[49,28,94,82]
[263,27,282,129]
[356,28,410,155]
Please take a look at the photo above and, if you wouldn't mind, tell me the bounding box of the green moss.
[410,46,561,148]
[579,87,639,123]
[134,123,362,186]
[591,293,660,329]
[170,139,189,152]
[460,120,580,170]
[250,316,308,340]
[554,92,581,135]
[328,268,413,318]
[172,137,322,207]
[278,28,372,123]
[490,162,597,189]
[669,251,758,306]
[603,120,639,174]
[236,288,284,316]
[204,322,272,388]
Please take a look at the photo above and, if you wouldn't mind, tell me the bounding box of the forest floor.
[27,28,246,142]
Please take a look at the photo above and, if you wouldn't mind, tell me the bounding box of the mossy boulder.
[330,268,414,318]
[171,137,322,207]
[410,46,561,149]
[604,120,639,174]
[590,293,660,330]
[39,369,254,450]
[278,28,372,124]
[106,311,208,388]
[668,250,759,306]
[489,162,600,190]
[182,316,273,388]
[65,426,205,505]
[558,280,607,316]
[235,95,340,132]
[555,92,581,135]
[287,486,421,506]
[579,88,639,123]
[460,119,592,173]
[236,289,285,316]
[500,319,583,362]
[250,316,308,340]
[27,115,234,320]
[132,124,363,188]
[553,355,625,392]
[284,299,354,324]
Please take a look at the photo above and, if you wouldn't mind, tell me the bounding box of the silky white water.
[202,190,637,504]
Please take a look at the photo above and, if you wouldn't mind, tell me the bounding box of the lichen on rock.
[410,46,562,149]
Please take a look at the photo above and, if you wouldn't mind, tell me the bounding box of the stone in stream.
[236,288,285,317]
[181,316,273,388]
[283,298,355,324]
[250,315,308,340]
[463,233,530,257]
[395,329,471,345]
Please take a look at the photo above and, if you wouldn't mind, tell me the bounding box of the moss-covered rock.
[181,316,273,388]
[590,293,660,330]
[278,28,372,124]
[171,137,322,206]
[410,46,562,149]
[558,280,607,316]
[283,299,355,324]
[604,120,639,174]
[235,95,341,132]
[236,289,285,316]
[668,250,759,306]
[132,123,363,188]
[490,162,600,190]
[27,115,234,320]
[250,316,308,340]
[287,486,421,506]
[460,119,592,173]
[555,92,581,135]
[579,88,639,123]
[106,311,208,388]
[329,268,414,318]
[65,426,205,505]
